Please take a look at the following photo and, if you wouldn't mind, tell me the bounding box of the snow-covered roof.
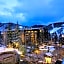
[62,45,64,48]
[45,52,53,56]
[45,46,55,52]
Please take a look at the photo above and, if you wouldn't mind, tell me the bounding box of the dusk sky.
[0,0,64,26]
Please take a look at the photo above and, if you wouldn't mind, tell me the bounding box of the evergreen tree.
[0,31,1,41]
[43,28,49,41]
[39,29,44,44]
[54,32,58,43]
[19,45,26,55]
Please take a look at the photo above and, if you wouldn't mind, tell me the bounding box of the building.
[20,25,45,45]
[24,29,39,45]
[0,22,22,46]
[0,23,50,46]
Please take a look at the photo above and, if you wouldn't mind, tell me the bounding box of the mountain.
[0,23,23,31]
[47,22,64,34]
[0,22,64,34]
[32,25,45,28]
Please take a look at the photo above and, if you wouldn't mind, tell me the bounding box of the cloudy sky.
[0,0,64,26]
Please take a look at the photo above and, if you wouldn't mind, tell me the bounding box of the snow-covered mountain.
[0,23,23,32]
[0,22,64,35]
[47,22,64,34]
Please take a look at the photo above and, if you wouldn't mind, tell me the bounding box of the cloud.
[0,0,20,16]
[15,13,27,21]
[0,0,25,22]
[17,0,64,21]
[0,0,64,26]
[17,0,53,15]
[0,11,12,16]
[0,0,19,9]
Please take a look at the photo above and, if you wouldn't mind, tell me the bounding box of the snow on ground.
[62,45,64,48]
[50,27,61,34]
[45,52,53,56]
[46,46,55,52]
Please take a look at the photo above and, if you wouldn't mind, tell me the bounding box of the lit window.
[45,57,52,64]
[31,31,33,32]
[28,31,30,33]
[40,30,42,32]
[35,31,37,33]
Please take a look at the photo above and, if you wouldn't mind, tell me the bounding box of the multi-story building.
[24,29,39,45]
[0,23,22,46]
[20,25,45,45]
[0,23,50,46]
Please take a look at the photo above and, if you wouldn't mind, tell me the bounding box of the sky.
[0,0,64,26]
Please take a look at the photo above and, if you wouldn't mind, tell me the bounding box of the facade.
[2,31,7,45]
[1,22,64,46]
[0,23,50,46]
[2,30,21,45]
[21,26,44,45]
[0,22,22,46]
[24,29,39,45]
